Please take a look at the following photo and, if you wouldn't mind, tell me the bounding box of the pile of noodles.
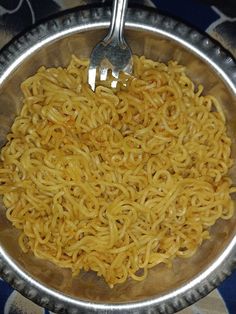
[0,55,235,288]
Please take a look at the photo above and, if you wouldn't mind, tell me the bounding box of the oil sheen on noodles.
[0,56,235,288]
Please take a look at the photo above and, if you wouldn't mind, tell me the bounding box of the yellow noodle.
[0,55,235,288]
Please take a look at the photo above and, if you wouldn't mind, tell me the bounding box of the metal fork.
[88,0,133,91]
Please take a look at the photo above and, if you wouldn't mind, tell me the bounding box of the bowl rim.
[0,5,236,314]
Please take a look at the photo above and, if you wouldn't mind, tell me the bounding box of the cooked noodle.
[0,55,235,287]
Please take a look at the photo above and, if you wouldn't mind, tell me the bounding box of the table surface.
[0,1,235,313]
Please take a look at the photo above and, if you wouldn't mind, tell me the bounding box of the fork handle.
[104,0,128,45]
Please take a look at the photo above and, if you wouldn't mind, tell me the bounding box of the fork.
[88,0,133,91]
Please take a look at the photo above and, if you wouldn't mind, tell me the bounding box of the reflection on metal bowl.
[0,6,236,314]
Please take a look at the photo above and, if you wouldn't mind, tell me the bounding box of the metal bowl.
[0,6,236,314]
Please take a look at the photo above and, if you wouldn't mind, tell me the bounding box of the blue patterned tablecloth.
[0,1,235,313]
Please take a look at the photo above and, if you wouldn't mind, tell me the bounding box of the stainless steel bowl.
[0,6,236,314]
